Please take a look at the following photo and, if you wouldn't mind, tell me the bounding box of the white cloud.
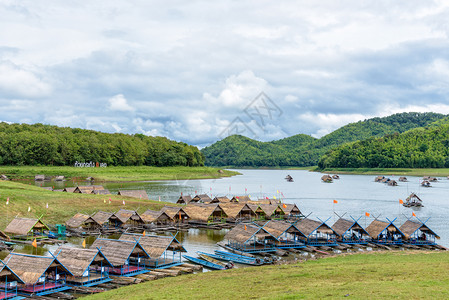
[107,94,134,112]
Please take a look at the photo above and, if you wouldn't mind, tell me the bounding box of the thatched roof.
[160,206,190,220]
[321,175,333,182]
[219,203,245,219]
[0,260,24,283]
[65,213,90,228]
[176,195,193,204]
[295,218,336,237]
[141,210,171,223]
[92,189,111,195]
[91,211,114,226]
[212,196,230,203]
[230,195,251,203]
[4,252,72,284]
[34,175,46,181]
[192,194,212,203]
[366,219,404,239]
[113,209,144,224]
[259,204,284,217]
[183,204,228,222]
[280,203,301,215]
[262,220,301,239]
[332,218,369,237]
[118,190,149,199]
[74,185,105,194]
[0,229,10,242]
[399,220,439,239]
[120,233,186,258]
[224,223,277,244]
[63,187,77,193]
[90,238,149,266]
[5,217,49,235]
[55,246,113,277]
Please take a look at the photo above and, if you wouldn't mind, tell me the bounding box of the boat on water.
[198,251,264,266]
[421,180,431,187]
[214,250,273,264]
[183,255,230,270]
[197,252,235,269]
[403,193,424,208]
[285,175,294,182]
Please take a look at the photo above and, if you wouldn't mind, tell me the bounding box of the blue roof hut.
[294,218,338,246]
[399,218,440,246]
[332,217,370,244]
[366,218,405,245]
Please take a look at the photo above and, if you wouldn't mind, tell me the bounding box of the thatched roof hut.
[280,203,302,216]
[120,233,186,258]
[92,189,111,195]
[399,220,440,240]
[65,213,90,229]
[192,194,212,203]
[4,217,49,236]
[254,198,281,205]
[55,246,113,277]
[160,206,190,221]
[183,204,228,222]
[91,211,114,226]
[365,219,404,239]
[387,180,398,186]
[4,252,72,285]
[398,177,408,182]
[295,218,336,238]
[332,218,369,238]
[74,185,105,194]
[0,229,10,242]
[141,210,171,224]
[112,209,144,225]
[89,238,149,267]
[176,195,193,204]
[0,260,24,284]
[117,190,149,199]
[230,195,251,203]
[63,187,77,193]
[321,175,333,182]
[212,196,230,203]
[262,220,302,239]
[259,204,285,219]
[219,203,246,220]
[224,223,278,244]
[374,176,385,182]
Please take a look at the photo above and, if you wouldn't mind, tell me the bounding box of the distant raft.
[403,193,424,208]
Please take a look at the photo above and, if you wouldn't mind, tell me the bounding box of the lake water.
[22,169,449,254]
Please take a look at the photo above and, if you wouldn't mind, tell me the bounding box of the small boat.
[197,252,235,269]
[285,175,294,182]
[200,251,264,266]
[403,193,424,208]
[183,255,228,270]
[421,180,431,187]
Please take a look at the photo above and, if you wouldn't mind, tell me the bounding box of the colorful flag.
[333,200,338,204]
[399,199,404,204]
[244,224,247,231]
[273,196,276,199]
[245,188,247,192]
[104,199,106,203]
[82,239,86,248]
[122,200,125,205]
[6,197,9,205]
[159,196,161,202]
[412,212,416,217]
[46,203,48,209]
[365,212,370,217]
[143,231,146,236]
[179,211,182,220]
[28,206,31,212]
[195,190,198,194]
[32,239,37,248]
[283,204,287,209]
[109,198,111,204]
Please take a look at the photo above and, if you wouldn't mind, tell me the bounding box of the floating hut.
[91,211,114,229]
[74,186,105,194]
[366,218,405,245]
[55,247,113,287]
[262,220,305,249]
[176,195,193,204]
[219,203,245,222]
[321,175,333,183]
[259,204,285,220]
[421,180,431,187]
[230,195,251,203]
[332,174,340,179]
[120,233,187,269]
[398,177,408,182]
[90,238,149,277]
[184,204,228,224]
[111,209,145,228]
[223,223,278,253]
[254,198,281,205]
[423,176,438,182]
[294,218,338,246]
[91,189,111,195]
[160,206,190,223]
[332,217,369,244]
[212,196,230,203]
[4,217,50,240]
[140,210,171,225]
[65,213,90,229]
[0,259,24,299]
[246,204,266,221]
[403,193,423,208]
[4,252,72,296]
[387,180,398,186]
[280,203,303,220]
[191,194,211,203]
[117,190,149,199]
[399,219,439,245]
[63,187,77,193]
[374,176,385,182]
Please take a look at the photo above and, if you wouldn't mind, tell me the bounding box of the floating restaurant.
[399,218,440,245]
[366,218,405,245]
[4,217,50,240]
[294,218,338,246]
[223,223,278,253]
[261,220,306,249]
[332,217,370,245]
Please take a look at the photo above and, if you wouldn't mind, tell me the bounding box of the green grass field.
[0,180,172,229]
[84,251,449,300]
[0,166,239,182]
[316,167,449,177]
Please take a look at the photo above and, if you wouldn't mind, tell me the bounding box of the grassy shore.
[84,251,449,300]
[316,167,449,177]
[0,180,172,229]
[0,166,239,182]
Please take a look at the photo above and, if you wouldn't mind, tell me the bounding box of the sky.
[1,1,449,147]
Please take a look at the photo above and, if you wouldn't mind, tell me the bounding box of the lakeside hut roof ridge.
[4,252,73,284]
[55,246,113,277]
[183,203,228,222]
[89,238,150,266]
[113,209,143,224]
[4,216,50,236]
[160,206,190,219]
[91,211,114,225]
[120,233,186,258]
[65,213,90,228]
[219,203,246,219]
[0,229,11,242]
[0,260,25,284]
[224,223,279,244]
[399,219,440,239]
[176,195,193,204]
[261,220,300,239]
[230,195,251,203]
[294,217,337,237]
[141,209,171,223]
[192,194,212,203]
[117,189,149,199]
[365,218,404,239]
[332,217,369,237]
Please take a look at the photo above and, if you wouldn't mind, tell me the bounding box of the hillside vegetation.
[202,112,446,167]
[0,123,204,167]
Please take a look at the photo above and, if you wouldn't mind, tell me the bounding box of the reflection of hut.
[230,195,251,203]
[117,190,149,199]
[160,206,190,223]
[294,218,337,246]
[112,209,145,227]
[387,180,398,186]
[374,176,384,182]
[262,220,305,249]
[120,233,187,269]
[398,177,408,182]
[5,252,72,296]
[90,238,149,277]
[63,187,77,193]
[224,223,278,253]
[55,247,113,287]
[0,260,24,299]
[176,195,193,204]
[332,217,369,244]
[280,203,302,220]
[191,194,211,203]
[366,218,405,245]
[403,193,423,208]
[4,217,50,239]
[399,219,439,245]
[91,211,114,228]
[321,175,333,183]
[65,213,90,229]
[183,204,227,224]
[140,210,171,225]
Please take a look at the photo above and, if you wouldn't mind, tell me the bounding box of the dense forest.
[0,123,204,166]
[318,120,449,169]
[202,112,447,167]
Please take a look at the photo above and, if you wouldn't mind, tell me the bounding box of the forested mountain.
[318,118,449,169]
[202,112,447,167]
[0,123,204,166]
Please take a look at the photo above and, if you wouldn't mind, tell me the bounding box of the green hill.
[202,112,446,167]
[318,117,449,169]
[0,123,204,167]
